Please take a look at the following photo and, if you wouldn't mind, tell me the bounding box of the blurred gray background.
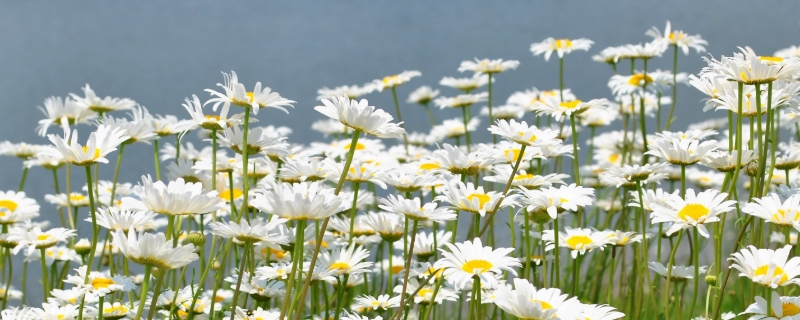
[1,0,800,303]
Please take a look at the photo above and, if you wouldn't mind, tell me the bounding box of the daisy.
[741,291,800,319]
[701,149,756,172]
[36,96,96,136]
[371,70,421,91]
[400,230,452,259]
[205,71,295,115]
[407,86,440,105]
[311,118,352,137]
[70,84,136,113]
[315,95,405,138]
[435,181,517,216]
[317,84,375,100]
[458,58,520,74]
[530,37,594,61]
[182,94,241,131]
[112,229,199,270]
[517,184,595,220]
[704,47,800,85]
[9,227,75,255]
[543,227,609,258]
[255,261,293,281]
[380,167,438,193]
[99,106,158,144]
[363,212,405,242]
[645,138,718,166]
[484,167,568,190]
[650,188,736,237]
[481,104,524,120]
[488,119,563,147]
[166,158,206,183]
[440,74,490,92]
[209,218,289,247]
[531,96,613,122]
[608,72,658,96]
[277,157,326,183]
[420,144,496,176]
[0,141,46,159]
[592,46,625,65]
[492,278,568,319]
[217,125,289,156]
[649,262,707,283]
[47,124,129,166]
[743,193,800,231]
[604,230,644,247]
[646,21,708,55]
[434,237,519,290]
[379,194,456,222]
[579,304,625,320]
[598,163,668,188]
[89,207,158,232]
[621,41,668,60]
[351,294,399,312]
[730,245,800,288]
[23,149,66,169]
[429,117,480,141]
[433,92,488,109]
[0,191,40,225]
[393,277,458,305]
[96,302,134,320]
[63,266,136,298]
[318,243,373,276]
[121,176,224,216]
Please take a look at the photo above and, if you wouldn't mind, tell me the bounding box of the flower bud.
[74,238,92,255]
[187,232,206,246]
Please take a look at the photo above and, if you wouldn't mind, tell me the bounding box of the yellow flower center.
[677,204,710,222]
[349,167,368,175]
[69,194,86,202]
[755,265,789,284]
[37,235,51,242]
[565,235,593,249]
[418,288,433,297]
[560,100,582,109]
[461,259,493,273]
[517,131,537,142]
[775,302,800,317]
[554,39,572,49]
[608,153,620,163]
[466,193,491,209]
[219,188,244,202]
[668,32,685,42]
[343,142,366,150]
[760,56,784,63]
[382,75,399,84]
[81,146,101,160]
[628,74,654,86]
[103,305,129,314]
[0,200,17,213]
[531,299,553,310]
[329,262,350,271]
[92,277,115,289]
[204,115,221,121]
[391,265,404,274]
[419,163,441,171]
[514,174,535,181]
[504,149,521,162]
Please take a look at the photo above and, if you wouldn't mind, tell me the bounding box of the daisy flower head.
[121,175,224,216]
[380,166,439,193]
[407,85,440,105]
[379,194,456,222]
[362,212,405,242]
[702,149,757,172]
[744,193,800,231]
[9,227,75,255]
[704,47,800,85]
[592,45,625,65]
[316,84,375,100]
[63,266,136,298]
[608,71,660,96]
[277,157,326,183]
[420,143,496,176]
[543,227,609,258]
[651,188,736,238]
[90,207,158,233]
[433,92,488,109]
[645,138,718,166]
[440,74,491,92]
[649,262,707,283]
[531,96,612,122]
[492,278,569,320]
[182,94,241,131]
[0,191,39,225]
[112,229,198,270]
[579,304,625,320]
[70,84,136,113]
[604,230,644,247]
[436,181,517,216]
[731,244,800,290]
[252,181,346,221]
[351,294,399,313]
[518,184,595,221]
[776,46,800,59]
[458,58,520,74]
[371,70,421,91]
[429,117,480,141]
[484,167,569,190]
[48,124,129,166]
[205,71,295,115]
[620,41,668,60]
[646,21,708,55]
[319,243,373,276]
[741,291,800,320]
[322,158,389,189]
[598,162,669,188]
[217,125,289,156]
[530,37,594,61]
[315,95,405,139]
[488,119,562,147]
[434,237,519,290]
[481,104,524,120]
[36,96,97,137]
[208,218,288,247]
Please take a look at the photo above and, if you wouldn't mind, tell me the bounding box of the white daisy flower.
[112,229,199,270]
[371,70,421,91]
[47,124,129,166]
[434,237,519,290]
[36,96,96,137]
[649,262,707,282]
[208,218,288,248]
[205,71,295,115]
[121,175,224,216]
[530,37,594,61]
[730,245,800,288]
[458,58,520,74]
[646,21,708,55]
[651,188,736,238]
[315,95,405,139]
[70,84,136,113]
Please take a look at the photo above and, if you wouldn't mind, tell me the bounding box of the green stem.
[461,106,472,153]
[569,114,581,185]
[109,144,125,207]
[229,242,250,320]
[422,103,436,126]
[391,86,409,156]
[239,108,251,222]
[554,215,561,288]
[97,295,104,320]
[84,166,99,274]
[488,73,496,144]
[153,140,161,181]
[17,167,28,192]
[396,220,419,320]
[40,248,49,299]
[133,265,152,320]
[663,229,685,320]
[348,182,360,245]
[145,272,165,320]
[689,227,701,316]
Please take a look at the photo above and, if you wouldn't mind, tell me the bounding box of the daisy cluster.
[4,20,800,320]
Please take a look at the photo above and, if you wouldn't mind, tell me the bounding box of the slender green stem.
[391,86,409,155]
[84,166,99,274]
[153,140,161,181]
[40,248,49,299]
[422,103,436,126]
[488,73,496,144]
[478,145,527,237]
[145,272,165,320]
[17,167,28,192]
[689,227,701,316]
[461,106,472,153]
[333,274,350,320]
[559,57,564,102]
[663,229,685,320]
[569,114,581,185]
[286,220,307,317]
[97,295,104,320]
[348,182,360,245]
[109,144,125,206]
[133,265,152,320]
[396,220,419,320]
[239,108,251,223]
[211,130,217,191]
[665,44,679,130]
[229,242,250,320]
[554,215,561,288]
[51,168,67,228]
[293,130,362,317]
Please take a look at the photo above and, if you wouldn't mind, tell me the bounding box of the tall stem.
[396,220,419,320]
[461,106,472,153]
[663,229,685,320]
[17,167,28,192]
[133,265,152,320]
[84,166,99,274]
[40,248,49,299]
[391,87,409,155]
[569,114,581,185]
[665,44,679,130]
[689,227,701,316]
[293,130,362,317]
[109,144,125,207]
[239,108,251,223]
[229,242,250,320]
[347,182,360,245]
[488,73,496,144]
[153,140,161,181]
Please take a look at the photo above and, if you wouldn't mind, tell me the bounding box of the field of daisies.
[3,20,800,320]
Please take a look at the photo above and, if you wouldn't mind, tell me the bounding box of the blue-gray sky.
[1,1,799,301]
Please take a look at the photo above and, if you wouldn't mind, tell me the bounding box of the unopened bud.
[187,232,206,246]
[705,275,718,287]
[74,239,92,255]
